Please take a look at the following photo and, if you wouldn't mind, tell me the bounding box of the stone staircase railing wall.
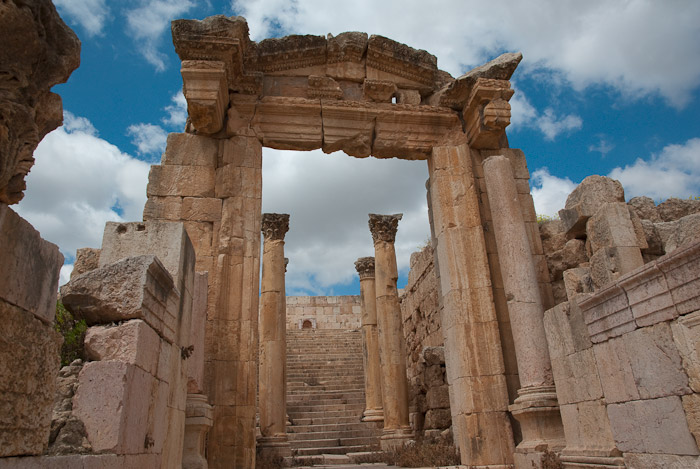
[286,295,362,330]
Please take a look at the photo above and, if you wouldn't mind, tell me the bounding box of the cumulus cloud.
[608,138,700,201]
[162,91,188,129]
[262,149,430,295]
[232,0,700,107]
[15,112,150,275]
[530,168,577,217]
[125,0,195,71]
[509,88,582,140]
[54,0,109,36]
[589,137,615,158]
[127,123,169,157]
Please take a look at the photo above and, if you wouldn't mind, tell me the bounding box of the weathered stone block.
[181,61,228,135]
[623,453,699,469]
[682,393,700,448]
[424,408,452,429]
[147,165,215,198]
[593,337,639,404]
[161,133,218,167]
[0,204,63,324]
[84,319,161,376]
[607,396,699,455]
[590,246,644,289]
[563,267,593,301]
[558,176,624,238]
[587,202,642,253]
[71,248,101,279]
[181,197,222,222]
[618,262,678,327]
[628,196,661,222]
[221,136,262,168]
[672,310,700,393]
[559,400,617,454]
[187,272,208,393]
[72,361,157,454]
[142,196,183,221]
[579,284,636,343]
[657,240,700,316]
[61,255,178,343]
[0,301,62,457]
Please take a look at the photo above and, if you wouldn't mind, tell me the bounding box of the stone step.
[288,427,379,439]
[293,444,375,456]
[288,403,365,413]
[287,396,365,406]
[290,415,361,426]
[287,390,365,400]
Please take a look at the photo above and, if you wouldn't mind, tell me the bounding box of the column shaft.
[427,144,514,466]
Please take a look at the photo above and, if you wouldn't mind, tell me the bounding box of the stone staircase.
[286,329,382,463]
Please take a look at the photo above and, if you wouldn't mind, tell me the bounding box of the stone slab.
[160,132,218,167]
[84,319,161,376]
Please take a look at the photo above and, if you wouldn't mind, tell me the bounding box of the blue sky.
[16,0,700,296]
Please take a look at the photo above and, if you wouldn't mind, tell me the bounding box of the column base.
[362,408,384,422]
[257,435,292,459]
[558,448,625,469]
[380,427,413,451]
[509,386,565,469]
[183,393,213,469]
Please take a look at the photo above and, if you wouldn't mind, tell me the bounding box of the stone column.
[258,213,291,459]
[368,214,412,449]
[355,257,384,422]
[482,154,564,467]
[183,394,214,469]
[427,143,514,467]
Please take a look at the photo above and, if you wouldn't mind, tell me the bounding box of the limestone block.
[147,165,215,198]
[623,453,699,469]
[544,302,575,359]
[451,411,515,466]
[0,301,62,457]
[181,197,222,222]
[187,272,208,393]
[221,136,262,168]
[558,176,625,238]
[252,97,322,151]
[628,196,661,222]
[682,393,700,448]
[184,221,214,259]
[545,239,587,282]
[424,408,452,429]
[592,337,639,404]
[423,346,445,365]
[449,375,509,413]
[559,400,617,454]
[99,221,195,294]
[657,240,700,315]
[61,255,179,343]
[658,197,700,222]
[363,79,396,102]
[0,204,63,324]
[142,196,183,221]
[539,219,567,254]
[579,284,636,343]
[640,219,664,258]
[71,248,101,279]
[161,133,218,167]
[563,267,593,300]
[672,311,700,393]
[589,245,644,290]
[553,349,603,405]
[607,396,699,455]
[618,262,678,327]
[72,361,156,454]
[396,89,421,105]
[587,202,644,253]
[84,320,160,376]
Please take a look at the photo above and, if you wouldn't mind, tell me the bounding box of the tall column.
[355,257,384,423]
[368,214,412,449]
[258,213,291,459]
[482,154,564,467]
[427,143,515,467]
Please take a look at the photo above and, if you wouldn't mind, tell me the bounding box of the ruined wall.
[286,295,361,330]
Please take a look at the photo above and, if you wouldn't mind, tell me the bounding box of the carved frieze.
[366,35,437,89]
[180,60,229,135]
[355,257,376,278]
[463,78,514,150]
[261,213,290,241]
[363,79,397,103]
[368,213,403,244]
[307,75,343,100]
[245,35,327,74]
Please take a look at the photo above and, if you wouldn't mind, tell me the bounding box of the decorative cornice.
[355,257,375,278]
[368,213,402,243]
[261,213,290,240]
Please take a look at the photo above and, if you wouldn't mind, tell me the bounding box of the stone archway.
[143,14,559,468]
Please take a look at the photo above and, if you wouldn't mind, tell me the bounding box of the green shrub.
[54,301,87,366]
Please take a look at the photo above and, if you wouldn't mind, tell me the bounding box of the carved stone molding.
[261,213,290,240]
[180,60,229,134]
[307,75,343,99]
[355,257,375,278]
[368,213,402,244]
[463,78,514,150]
[363,79,397,103]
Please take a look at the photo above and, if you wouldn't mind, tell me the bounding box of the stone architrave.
[427,143,515,467]
[258,213,291,458]
[355,257,384,422]
[483,154,564,467]
[368,214,412,449]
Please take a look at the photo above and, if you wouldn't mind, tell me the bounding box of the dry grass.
[382,435,460,467]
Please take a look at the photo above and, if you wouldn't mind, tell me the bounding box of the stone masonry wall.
[286,296,361,330]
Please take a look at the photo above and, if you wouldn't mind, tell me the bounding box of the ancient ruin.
[2,3,700,468]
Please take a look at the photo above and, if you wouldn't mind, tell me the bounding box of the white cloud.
[162,91,188,129]
[530,168,577,217]
[125,0,195,71]
[608,138,700,201]
[54,0,109,36]
[232,0,700,107]
[509,87,582,140]
[15,112,150,264]
[59,264,74,287]
[589,137,615,158]
[262,149,430,295]
[127,123,168,157]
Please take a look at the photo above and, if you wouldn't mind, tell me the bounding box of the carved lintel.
[366,35,437,89]
[355,257,375,278]
[368,213,402,244]
[307,75,343,99]
[181,60,229,134]
[262,213,290,241]
[463,78,514,150]
[245,35,327,74]
[363,79,397,103]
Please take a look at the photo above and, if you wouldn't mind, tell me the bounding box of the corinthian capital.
[354,257,375,278]
[261,213,290,240]
[368,213,402,244]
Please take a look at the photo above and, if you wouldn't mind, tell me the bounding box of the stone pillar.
[257,213,291,458]
[368,214,412,449]
[483,154,564,467]
[355,257,384,422]
[427,143,515,467]
[183,394,213,469]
